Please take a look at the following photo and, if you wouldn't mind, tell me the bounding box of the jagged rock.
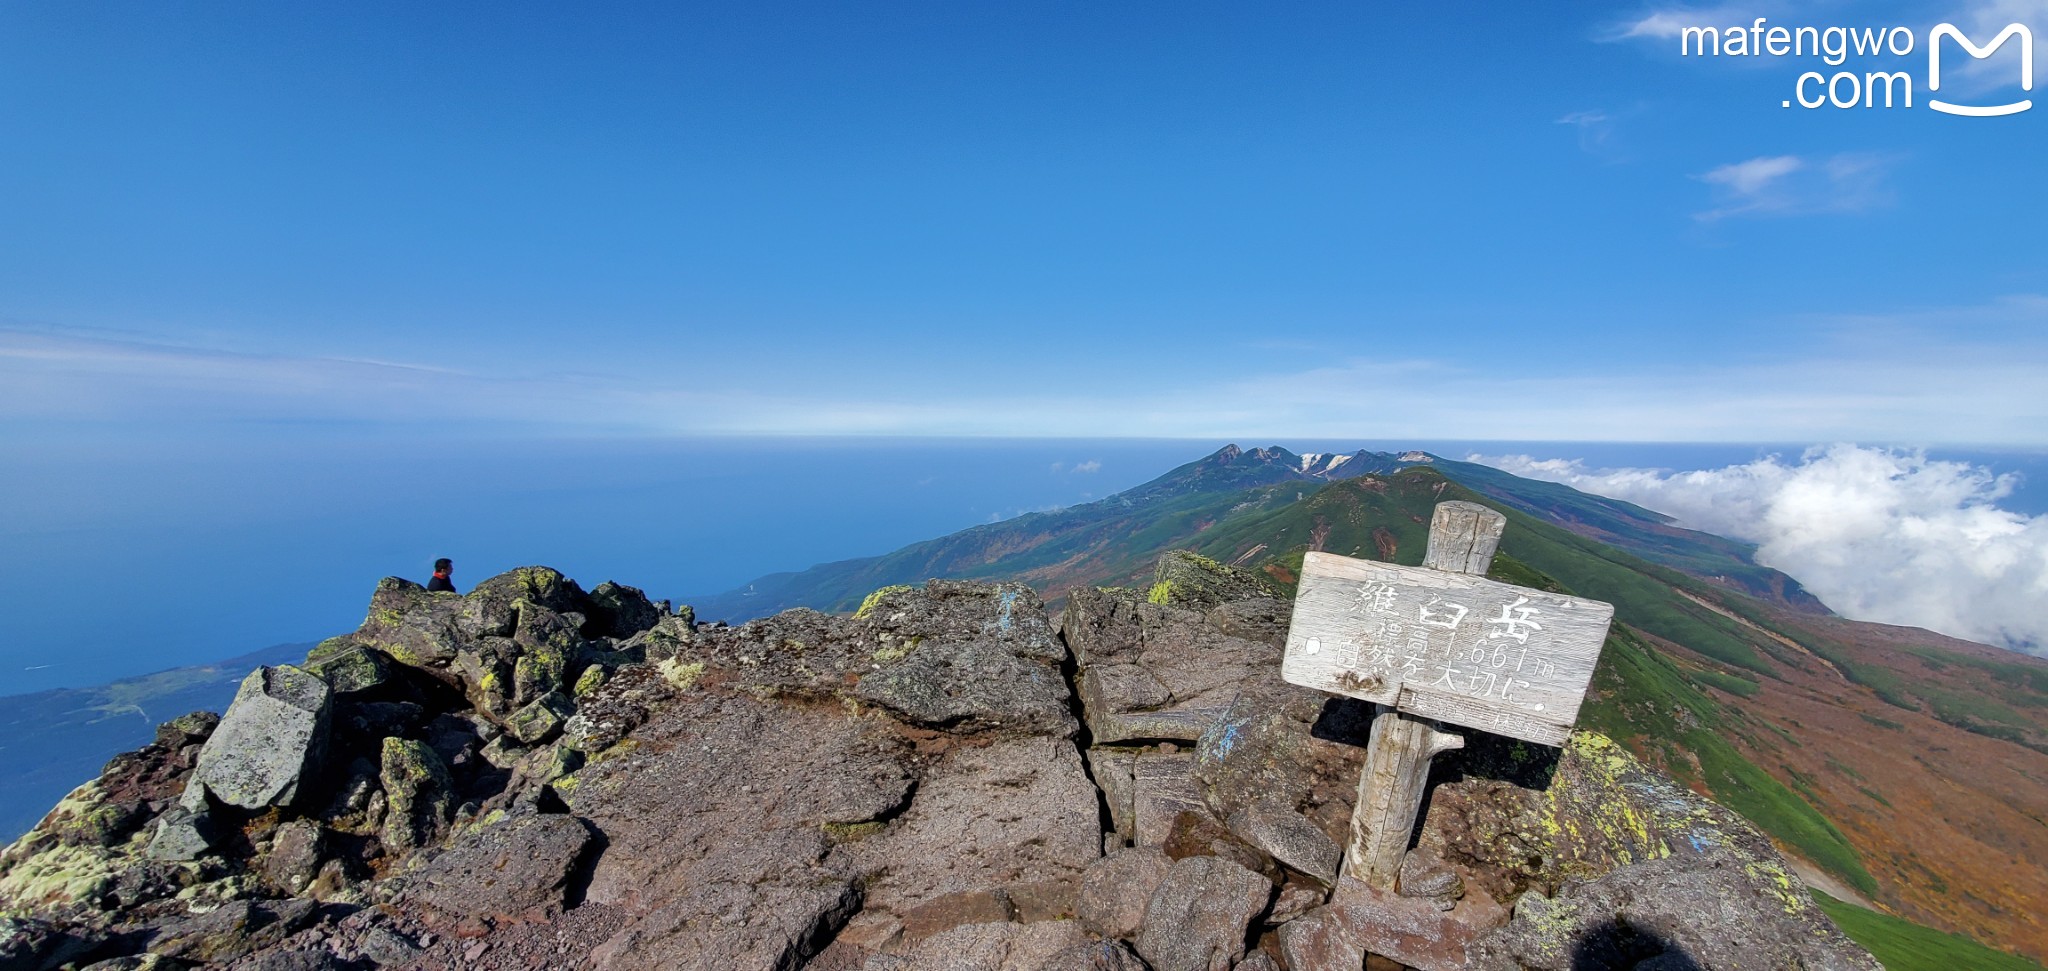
[302,643,391,696]
[149,898,317,964]
[460,567,590,644]
[316,759,383,835]
[1275,905,1365,971]
[1134,855,1272,971]
[1145,550,1279,610]
[1469,847,1880,971]
[1161,810,1282,886]
[668,581,1077,739]
[511,601,581,703]
[1234,954,1282,971]
[332,576,467,670]
[506,690,574,744]
[262,820,324,895]
[1076,848,1171,940]
[1397,844,1464,909]
[379,736,453,854]
[1229,801,1342,887]
[192,665,332,810]
[154,711,220,750]
[408,812,595,928]
[355,925,424,965]
[588,580,665,638]
[1063,586,1281,744]
[2,914,92,970]
[144,806,212,862]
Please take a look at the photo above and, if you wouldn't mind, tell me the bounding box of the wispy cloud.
[1695,152,1896,220]
[1556,109,1631,161]
[1072,460,1102,473]
[1604,4,1748,42]
[1471,446,2048,654]
[7,296,2048,445]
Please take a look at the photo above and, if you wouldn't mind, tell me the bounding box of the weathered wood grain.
[1280,551,1613,747]
[1346,708,1464,888]
[1421,500,1506,575]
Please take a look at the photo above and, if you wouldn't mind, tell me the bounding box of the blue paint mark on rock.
[998,590,1017,633]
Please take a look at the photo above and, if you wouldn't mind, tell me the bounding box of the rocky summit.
[0,557,1879,971]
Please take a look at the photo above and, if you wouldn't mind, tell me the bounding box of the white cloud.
[1472,446,2048,653]
[1073,460,1102,474]
[1695,152,1895,221]
[1702,155,1802,194]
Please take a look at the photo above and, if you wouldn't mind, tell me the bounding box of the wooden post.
[1341,501,1507,889]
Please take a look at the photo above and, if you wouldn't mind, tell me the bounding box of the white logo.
[1929,23,2033,116]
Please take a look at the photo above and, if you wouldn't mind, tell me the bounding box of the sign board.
[1281,551,1614,746]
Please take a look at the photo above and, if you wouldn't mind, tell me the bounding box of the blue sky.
[1,0,2044,443]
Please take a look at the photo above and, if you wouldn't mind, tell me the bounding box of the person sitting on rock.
[427,557,457,593]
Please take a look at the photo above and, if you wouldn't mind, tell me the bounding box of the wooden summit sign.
[1281,550,1612,748]
[1281,500,1615,892]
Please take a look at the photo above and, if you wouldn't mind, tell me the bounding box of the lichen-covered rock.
[379,736,453,854]
[191,665,332,810]
[148,897,317,964]
[1469,846,1880,970]
[302,643,391,696]
[588,580,666,639]
[144,806,212,862]
[1144,550,1280,610]
[506,690,573,745]
[1134,855,1273,971]
[668,580,1077,739]
[262,820,324,895]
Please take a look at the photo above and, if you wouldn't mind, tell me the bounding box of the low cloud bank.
[1472,445,2048,654]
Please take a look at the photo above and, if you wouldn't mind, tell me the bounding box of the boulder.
[507,690,574,745]
[144,806,212,862]
[588,580,666,638]
[303,644,391,696]
[1134,855,1273,971]
[1228,801,1342,887]
[1062,586,1282,745]
[149,898,318,964]
[1076,848,1171,940]
[408,812,596,927]
[262,820,325,895]
[191,665,332,810]
[379,736,453,854]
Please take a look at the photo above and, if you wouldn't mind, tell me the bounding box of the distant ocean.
[3,433,2042,694]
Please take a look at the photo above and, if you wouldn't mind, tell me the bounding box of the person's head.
[433,558,452,575]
